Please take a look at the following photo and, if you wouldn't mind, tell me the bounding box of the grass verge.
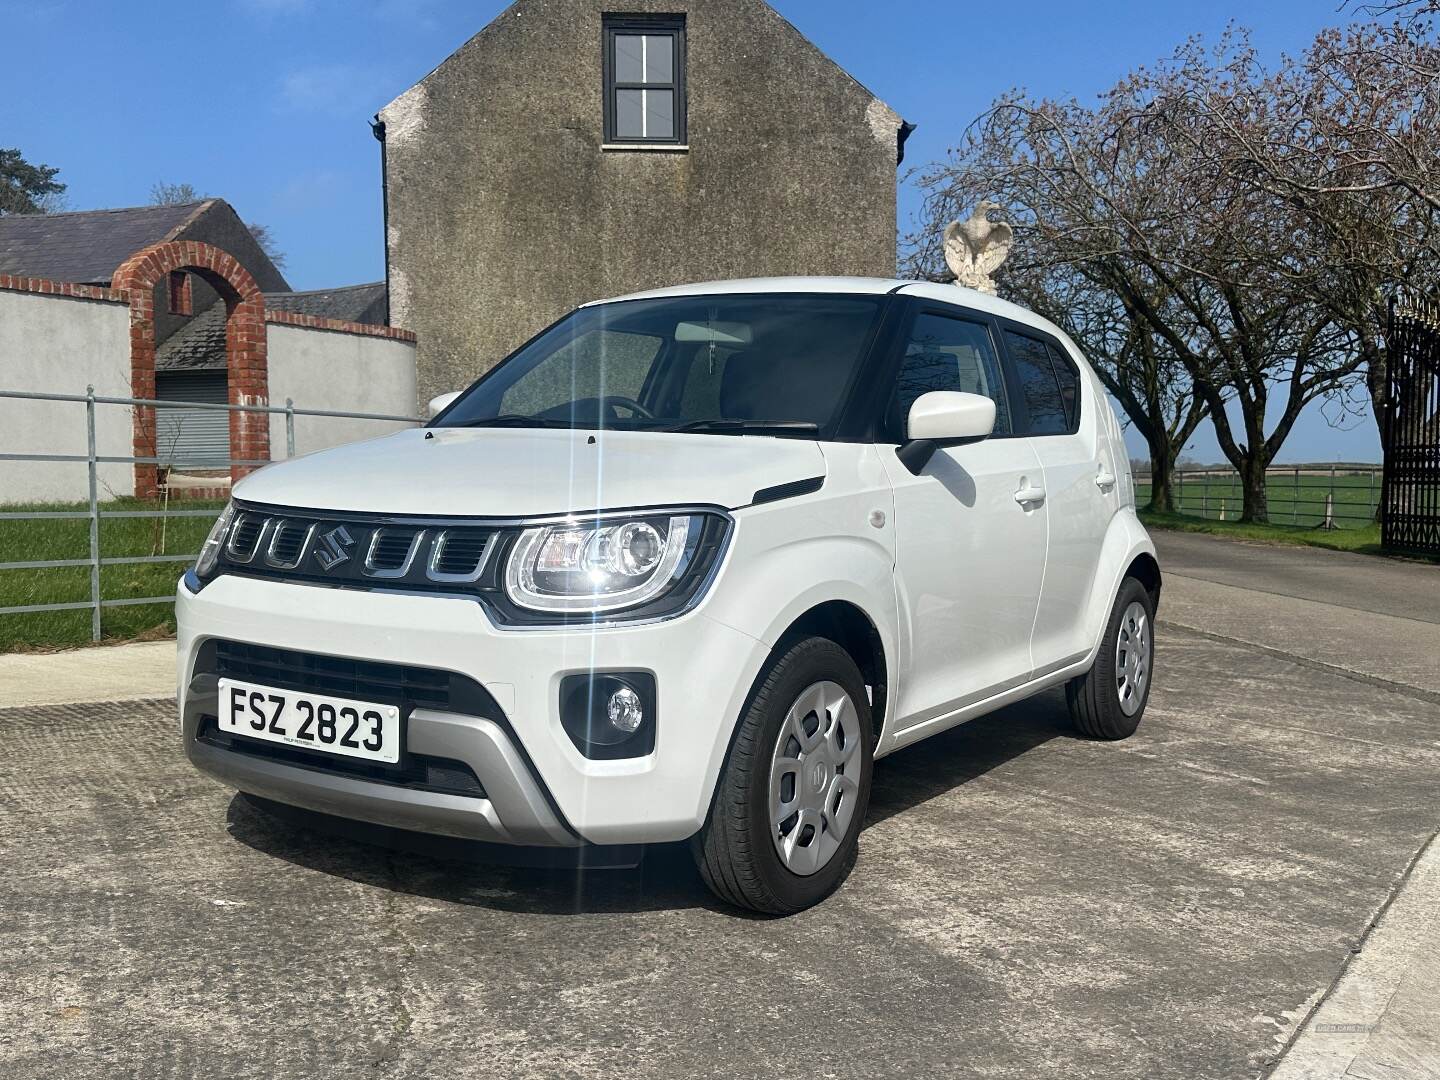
[4,498,1431,653]
[1135,509,1440,561]
[0,497,224,653]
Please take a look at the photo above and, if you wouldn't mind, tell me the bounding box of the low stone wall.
[1,275,419,504]
[0,285,135,503]
[265,320,419,458]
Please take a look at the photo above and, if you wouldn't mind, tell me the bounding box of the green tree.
[0,148,66,215]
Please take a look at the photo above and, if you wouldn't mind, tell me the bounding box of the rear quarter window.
[1003,329,1081,435]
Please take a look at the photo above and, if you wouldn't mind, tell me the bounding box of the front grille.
[367,528,421,573]
[268,520,311,567]
[227,513,265,560]
[212,501,499,593]
[214,640,451,710]
[431,530,490,580]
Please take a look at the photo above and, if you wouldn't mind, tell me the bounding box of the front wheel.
[1066,576,1155,740]
[692,637,873,915]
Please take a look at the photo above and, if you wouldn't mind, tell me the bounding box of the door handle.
[1096,463,1117,490]
[1014,480,1046,506]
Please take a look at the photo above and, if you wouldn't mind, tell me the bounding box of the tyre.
[692,636,874,915]
[1066,576,1155,740]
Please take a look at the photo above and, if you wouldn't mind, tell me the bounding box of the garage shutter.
[155,371,230,469]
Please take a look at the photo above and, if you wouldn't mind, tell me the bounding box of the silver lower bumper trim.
[183,677,579,847]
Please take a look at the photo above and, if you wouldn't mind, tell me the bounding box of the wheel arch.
[1125,550,1163,613]
[770,600,889,746]
[1077,512,1160,669]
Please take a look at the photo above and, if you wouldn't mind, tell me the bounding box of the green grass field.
[1136,470,1381,529]
[1137,509,1395,556]
[0,497,224,653]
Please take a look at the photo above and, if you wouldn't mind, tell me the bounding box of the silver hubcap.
[769,681,861,876]
[1115,601,1151,717]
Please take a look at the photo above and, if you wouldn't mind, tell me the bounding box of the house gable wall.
[381,0,904,404]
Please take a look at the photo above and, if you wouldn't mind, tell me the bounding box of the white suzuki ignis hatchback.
[179,277,1159,914]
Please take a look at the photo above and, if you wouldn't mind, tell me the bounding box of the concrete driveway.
[2,533,1438,1079]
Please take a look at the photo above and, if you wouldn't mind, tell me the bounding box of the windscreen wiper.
[665,419,820,436]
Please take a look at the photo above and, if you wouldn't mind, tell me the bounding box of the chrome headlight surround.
[501,510,730,620]
[192,500,235,584]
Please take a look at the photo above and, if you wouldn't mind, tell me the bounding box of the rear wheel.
[692,637,873,915]
[1067,577,1154,740]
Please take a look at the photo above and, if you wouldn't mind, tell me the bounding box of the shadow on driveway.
[223,691,1073,917]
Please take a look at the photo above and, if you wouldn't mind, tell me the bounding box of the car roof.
[588,276,1073,349]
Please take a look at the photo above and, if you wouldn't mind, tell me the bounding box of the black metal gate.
[1382,293,1440,555]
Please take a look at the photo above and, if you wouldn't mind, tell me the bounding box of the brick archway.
[112,240,269,497]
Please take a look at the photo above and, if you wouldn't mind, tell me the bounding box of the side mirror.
[898,391,996,475]
[428,391,461,418]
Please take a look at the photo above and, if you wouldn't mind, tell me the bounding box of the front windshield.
[434,293,884,438]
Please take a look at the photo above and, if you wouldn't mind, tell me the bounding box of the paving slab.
[0,640,177,708]
[1272,835,1440,1080]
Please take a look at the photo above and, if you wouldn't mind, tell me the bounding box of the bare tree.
[1160,20,1438,455]
[909,29,1389,522]
[1348,1,1439,24]
[150,181,287,269]
[150,181,201,205]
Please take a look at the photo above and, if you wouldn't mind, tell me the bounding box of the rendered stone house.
[376,0,911,405]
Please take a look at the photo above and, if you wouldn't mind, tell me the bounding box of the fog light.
[607,686,644,733]
[559,672,657,759]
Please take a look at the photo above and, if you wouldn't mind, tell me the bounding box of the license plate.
[217,678,402,764]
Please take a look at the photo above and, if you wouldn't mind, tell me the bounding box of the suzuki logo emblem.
[313,526,356,570]
[810,761,829,792]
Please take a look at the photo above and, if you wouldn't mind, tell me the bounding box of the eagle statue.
[943,201,1013,295]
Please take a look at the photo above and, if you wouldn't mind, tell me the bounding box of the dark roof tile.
[155,304,228,371]
[0,202,208,284]
[264,282,387,325]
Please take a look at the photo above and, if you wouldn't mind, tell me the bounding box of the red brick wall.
[168,271,193,316]
[0,275,126,303]
[112,241,270,497]
[265,309,416,342]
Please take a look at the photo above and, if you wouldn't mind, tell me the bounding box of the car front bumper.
[176,573,769,847]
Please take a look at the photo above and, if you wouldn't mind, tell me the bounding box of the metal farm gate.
[1383,293,1440,556]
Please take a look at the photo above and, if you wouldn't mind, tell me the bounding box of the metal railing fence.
[1134,464,1383,529]
[0,386,420,641]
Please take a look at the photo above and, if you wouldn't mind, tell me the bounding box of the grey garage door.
[155,371,230,469]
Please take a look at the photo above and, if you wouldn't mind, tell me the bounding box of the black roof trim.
[897,121,917,166]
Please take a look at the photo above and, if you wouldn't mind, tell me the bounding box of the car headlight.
[194,501,235,582]
[503,512,725,616]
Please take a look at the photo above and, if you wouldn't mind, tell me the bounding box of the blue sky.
[4,0,1382,463]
